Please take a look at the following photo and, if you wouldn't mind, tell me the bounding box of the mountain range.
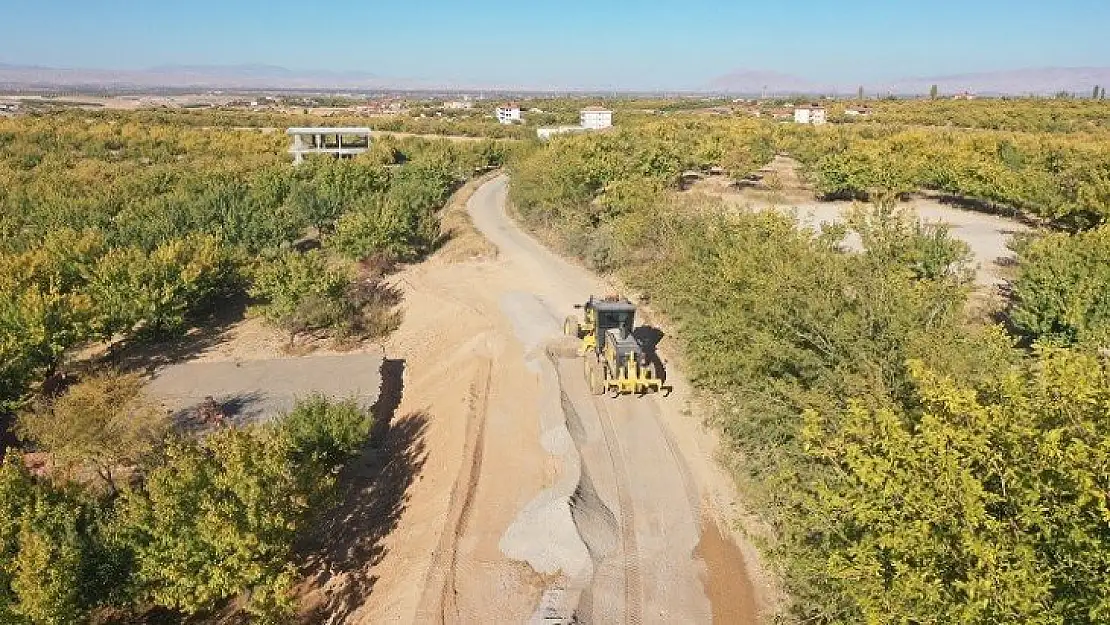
[0,63,427,90]
[2,62,1109,95]
[706,66,1110,96]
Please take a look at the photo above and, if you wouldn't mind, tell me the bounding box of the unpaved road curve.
[466,176,762,623]
[346,175,767,624]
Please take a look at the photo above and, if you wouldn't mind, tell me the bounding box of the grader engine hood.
[605,328,645,364]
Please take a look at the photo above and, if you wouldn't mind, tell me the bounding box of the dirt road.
[348,176,766,624]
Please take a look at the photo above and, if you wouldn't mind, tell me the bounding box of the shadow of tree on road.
[106,294,251,377]
[296,359,428,623]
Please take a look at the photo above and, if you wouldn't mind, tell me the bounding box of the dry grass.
[435,171,501,262]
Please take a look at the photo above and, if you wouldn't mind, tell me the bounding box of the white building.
[794,104,827,125]
[580,106,613,130]
[286,127,372,164]
[444,100,473,110]
[496,103,522,124]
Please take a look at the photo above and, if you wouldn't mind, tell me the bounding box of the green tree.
[88,234,238,339]
[1009,226,1110,345]
[119,431,302,620]
[0,456,125,625]
[0,288,93,411]
[17,372,169,494]
[119,397,371,622]
[801,348,1110,624]
[249,250,354,344]
[328,196,436,262]
[847,200,973,282]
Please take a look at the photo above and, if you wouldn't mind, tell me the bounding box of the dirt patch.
[413,358,492,622]
[696,518,759,624]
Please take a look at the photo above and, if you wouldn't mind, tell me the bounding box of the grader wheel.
[585,358,606,396]
[564,315,581,338]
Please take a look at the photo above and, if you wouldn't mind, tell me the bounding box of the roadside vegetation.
[509,99,1110,624]
[2,392,370,623]
[0,112,513,409]
[0,109,513,621]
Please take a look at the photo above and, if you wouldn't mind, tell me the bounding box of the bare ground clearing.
[687,156,1031,287]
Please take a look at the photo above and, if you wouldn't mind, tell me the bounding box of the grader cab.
[564,295,668,396]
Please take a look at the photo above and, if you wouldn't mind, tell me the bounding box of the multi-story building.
[793,104,827,125]
[496,103,521,124]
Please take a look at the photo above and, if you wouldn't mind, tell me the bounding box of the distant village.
[0,87,988,122]
[0,88,993,142]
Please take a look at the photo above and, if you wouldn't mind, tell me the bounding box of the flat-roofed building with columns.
[286,127,372,164]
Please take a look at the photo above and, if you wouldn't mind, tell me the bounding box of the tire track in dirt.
[414,358,493,623]
[643,397,758,623]
[587,391,644,624]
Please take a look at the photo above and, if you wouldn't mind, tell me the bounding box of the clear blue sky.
[2,0,1108,89]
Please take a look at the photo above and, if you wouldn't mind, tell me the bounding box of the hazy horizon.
[2,0,1109,90]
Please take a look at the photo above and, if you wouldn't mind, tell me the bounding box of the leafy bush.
[0,457,125,624]
[0,231,102,408]
[88,234,239,339]
[277,395,372,484]
[118,397,371,621]
[1009,226,1110,345]
[17,372,169,493]
[328,194,438,262]
[249,250,353,342]
[249,250,400,344]
[800,348,1110,624]
[119,430,302,620]
[0,287,93,411]
[847,199,973,282]
[3,390,372,623]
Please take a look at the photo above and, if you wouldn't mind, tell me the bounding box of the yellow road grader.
[564,295,668,397]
